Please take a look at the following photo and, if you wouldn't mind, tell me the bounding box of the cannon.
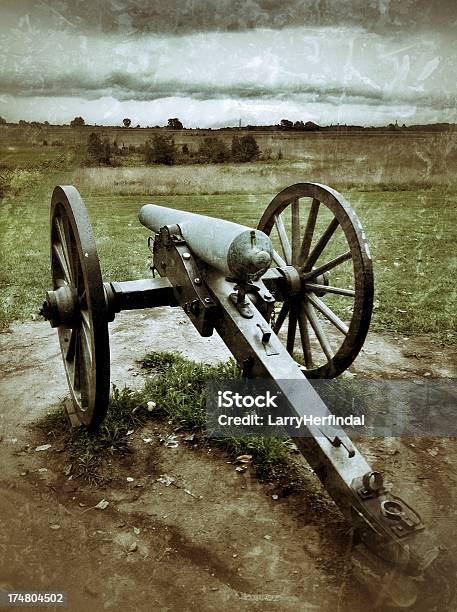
[41,183,444,608]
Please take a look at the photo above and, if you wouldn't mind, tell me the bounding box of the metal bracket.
[256,322,280,356]
[352,474,425,540]
[153,225,217,337]
[319,425,356,458]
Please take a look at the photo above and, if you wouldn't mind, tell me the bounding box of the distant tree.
[145,135,176,165]
[231,134,260,162]
[167,118,184,130]
[0,117,6,125]
[70,116,85,127]
[294,120,305,129]
[87,132,102,161]
[280,119,293,130]
[198,137,229,163]
[123,118,131,128]
[18,120,28,126]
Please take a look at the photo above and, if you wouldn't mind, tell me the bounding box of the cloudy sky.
[0,0,455,127]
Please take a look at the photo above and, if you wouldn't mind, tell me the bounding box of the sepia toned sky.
[0,0,455,127]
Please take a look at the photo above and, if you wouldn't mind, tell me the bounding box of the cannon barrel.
[139,204,273,281]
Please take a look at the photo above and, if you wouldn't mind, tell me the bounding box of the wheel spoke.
[55,216,73,284]
[66,328,77,362]
[61,214,77,283]
[302,250,352,280]
[272,249,287,268]
[80,310,93,365]
[274,214,292,265]
[273,301,290,333]
[291,199,301,264]
[303,301,333,362]
[53,243,72,285]
[298,309,312,369]
[79,322,92,409]
[298,198,320,266]
[286,303,298,354]
[307,293,349,335]
[303,217,339,270]
[304,282,355,297]
[73,329,81,391]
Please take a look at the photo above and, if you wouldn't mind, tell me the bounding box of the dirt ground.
[0,308,456,611]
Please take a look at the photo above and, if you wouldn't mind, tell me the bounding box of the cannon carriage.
[41,183,443,608]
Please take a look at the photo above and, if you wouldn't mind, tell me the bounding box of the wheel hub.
[40,285,80,328]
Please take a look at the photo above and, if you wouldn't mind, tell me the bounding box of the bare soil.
[0,309,456,611]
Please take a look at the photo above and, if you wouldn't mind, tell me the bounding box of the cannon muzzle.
[139,204,273,282]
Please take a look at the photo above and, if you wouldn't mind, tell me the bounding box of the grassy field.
[0,133,456,344]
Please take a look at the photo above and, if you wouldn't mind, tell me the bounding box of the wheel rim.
[258,182,374,378]
[50,185,110,427]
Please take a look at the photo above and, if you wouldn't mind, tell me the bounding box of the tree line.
[86,133,260,166]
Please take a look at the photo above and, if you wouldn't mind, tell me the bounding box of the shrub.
[86,133,111,165]
[144,135,176,165]
[198,137,229,163]
[231,134,260,162]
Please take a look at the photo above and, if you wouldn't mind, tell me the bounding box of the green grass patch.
[35,352,305,486]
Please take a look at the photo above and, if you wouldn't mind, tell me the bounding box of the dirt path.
[0,310,456,611]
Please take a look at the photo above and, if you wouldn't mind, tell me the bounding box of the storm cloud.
[2,0,456,35]
[0,1,455,126]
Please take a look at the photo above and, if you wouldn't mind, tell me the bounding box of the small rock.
[128,542,138,552]
[126,477,135,482]
[264,535,272,541]
[142,437,153,444]
[94,499,109,510]
[35,444,52,452]
[49,524,61,530]
[147,401,156,412]
[157,474,176,487]
[160,434,178,449]
[272,494,279,500]
[133,527,140,535]
[235,455,252,464]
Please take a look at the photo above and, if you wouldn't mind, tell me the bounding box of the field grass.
[0,135,456,344]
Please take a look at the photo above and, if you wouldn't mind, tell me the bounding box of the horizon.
[2,117,455,130]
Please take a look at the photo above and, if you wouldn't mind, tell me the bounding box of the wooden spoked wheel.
[258,183,374,378]
[45,185,110,428]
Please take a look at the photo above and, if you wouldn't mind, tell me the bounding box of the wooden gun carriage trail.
[40,183,450,609]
